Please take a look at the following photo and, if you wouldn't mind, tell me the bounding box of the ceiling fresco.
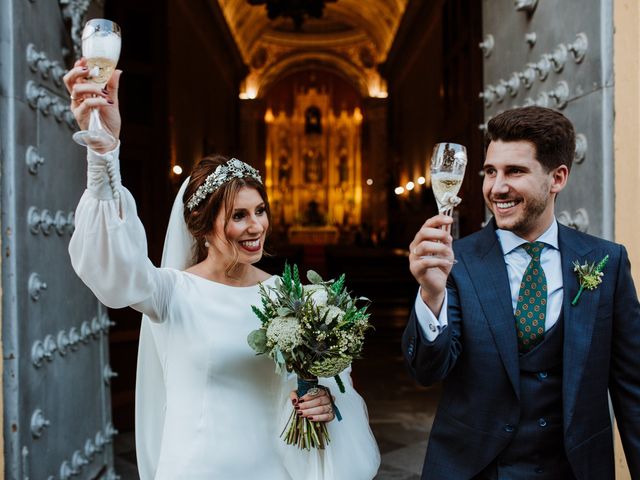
[217,0,408,97]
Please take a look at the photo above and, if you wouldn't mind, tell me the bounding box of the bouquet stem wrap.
[297,377,318,396]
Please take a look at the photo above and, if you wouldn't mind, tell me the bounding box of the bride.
[64,60,380,479]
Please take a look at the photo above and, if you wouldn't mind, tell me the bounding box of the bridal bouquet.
[248,263,372,450]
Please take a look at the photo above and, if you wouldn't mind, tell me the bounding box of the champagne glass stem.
[420,208,457,263]
[439,206,453,232]
[89,108,103,131]
[72,106,116,150]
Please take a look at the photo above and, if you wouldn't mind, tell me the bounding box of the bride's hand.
[290,388,336,423]
[63,58,122,141]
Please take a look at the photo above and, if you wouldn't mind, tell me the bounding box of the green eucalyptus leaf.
[247,329,268,354]
[307,270,324,284]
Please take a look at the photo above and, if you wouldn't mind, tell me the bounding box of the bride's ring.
[307,387,320,397]
[327,405,333,414]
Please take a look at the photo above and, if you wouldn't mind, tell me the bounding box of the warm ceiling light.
[417,176,426,185]
[394,186,405,195]
[406,181,415,191]
[366,178,374,186]
[172,165,183,175]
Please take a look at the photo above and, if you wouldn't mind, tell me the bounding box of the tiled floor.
[113,306,441,479]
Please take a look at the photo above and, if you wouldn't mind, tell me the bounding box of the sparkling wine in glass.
[72,19,121,150]
[430,142,467,218]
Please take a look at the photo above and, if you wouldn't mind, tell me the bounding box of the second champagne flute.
[72,18,121,150]
[430,142,467,221]
[423,142,467,262]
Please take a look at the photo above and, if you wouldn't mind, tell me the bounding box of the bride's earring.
[204,240,210,248]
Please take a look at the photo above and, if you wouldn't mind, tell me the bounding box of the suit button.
[407,346,414,356]
[537,371,548,380]
[538,418,547,427]
[503,424,515,433]
[535,467,544,474]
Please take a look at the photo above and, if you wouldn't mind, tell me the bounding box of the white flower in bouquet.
[247,264,372,450]
[320,305,344,324]
[266,316,303,352]
[304,284,328,306]
[337,330,364,354]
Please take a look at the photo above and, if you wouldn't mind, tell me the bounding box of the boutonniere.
[571,255,609,306]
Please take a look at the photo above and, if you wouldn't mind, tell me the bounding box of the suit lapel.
[461,222,520,399]
[559,224,599,430]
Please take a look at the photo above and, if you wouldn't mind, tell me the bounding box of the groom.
[403,106,640,479]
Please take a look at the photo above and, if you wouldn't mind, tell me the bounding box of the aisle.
[358,317,441,480]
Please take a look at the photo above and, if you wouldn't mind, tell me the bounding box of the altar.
[264,86,363,231]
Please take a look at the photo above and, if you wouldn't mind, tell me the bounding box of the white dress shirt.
[415,220,564,341]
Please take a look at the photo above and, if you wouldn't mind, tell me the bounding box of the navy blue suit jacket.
[402,221,640,479]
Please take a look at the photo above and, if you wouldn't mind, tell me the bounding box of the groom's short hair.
[486,106,576,172]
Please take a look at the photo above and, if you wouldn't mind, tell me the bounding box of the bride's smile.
[212,186,269,264]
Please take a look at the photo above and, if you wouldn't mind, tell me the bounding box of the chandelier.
[247,0,337,29]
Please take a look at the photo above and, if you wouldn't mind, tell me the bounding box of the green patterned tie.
[515,242,547,353]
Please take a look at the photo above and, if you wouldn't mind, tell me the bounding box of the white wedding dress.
[68,146,380,480]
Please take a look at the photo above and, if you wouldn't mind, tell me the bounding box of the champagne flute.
[423,142,467,262]
[430,142,467,220]
[72,19,121,150]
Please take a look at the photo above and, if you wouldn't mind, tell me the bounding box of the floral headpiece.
[186,158,262,211]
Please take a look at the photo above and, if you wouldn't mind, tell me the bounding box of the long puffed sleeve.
[277,368,381,479]
[69,145,176,319]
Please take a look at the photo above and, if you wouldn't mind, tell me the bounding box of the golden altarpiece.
[264,87,363,244]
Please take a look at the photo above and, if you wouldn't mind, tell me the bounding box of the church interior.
[104,1,484,477]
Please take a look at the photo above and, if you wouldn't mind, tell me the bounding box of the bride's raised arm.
[65,62,175,320]
[68,145,177,321]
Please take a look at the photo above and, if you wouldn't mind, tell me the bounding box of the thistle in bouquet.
[248,263,372,450]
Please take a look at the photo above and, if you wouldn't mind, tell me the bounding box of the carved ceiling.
[217,0,408,98]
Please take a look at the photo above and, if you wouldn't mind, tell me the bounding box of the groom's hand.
[291,389,335,423]
[409,214,454,317]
